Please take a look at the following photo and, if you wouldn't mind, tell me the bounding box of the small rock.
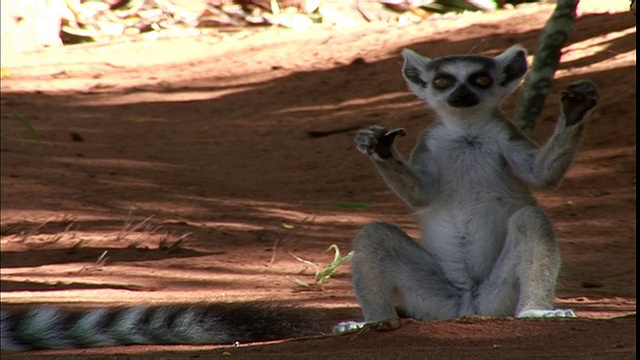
[581,279,603,288]
[70,132,84,142]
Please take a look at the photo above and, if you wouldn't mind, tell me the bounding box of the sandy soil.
[0,2,636,359]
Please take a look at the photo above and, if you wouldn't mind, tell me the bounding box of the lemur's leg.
[334,222,458,334]
[476,206,575,318]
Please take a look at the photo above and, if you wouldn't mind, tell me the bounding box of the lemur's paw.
[516,308,577,318]
[332,321,367,335]
[355,126,405,159]
[561,81,599,126]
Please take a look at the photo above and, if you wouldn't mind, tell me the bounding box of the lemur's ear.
[401,49,431,88]
[494,45,528,87]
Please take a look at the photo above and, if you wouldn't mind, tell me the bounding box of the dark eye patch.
[468,72,493,89]
[432,73,456,90]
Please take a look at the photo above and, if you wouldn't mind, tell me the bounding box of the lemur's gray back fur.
[1,302,320,351]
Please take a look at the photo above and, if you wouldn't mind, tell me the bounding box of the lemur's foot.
[332,321,367,335]
[561,81,599,126]
[333,318,405,335]
[355,125,406,159]
[516,308,577,318]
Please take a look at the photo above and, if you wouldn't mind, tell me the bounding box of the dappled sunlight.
[556,296,636,319]
[72,82,271,107]
[197,220,265,231]
[0,209,114,224]
[557,25,636,73]
[273,92,415,114]
[0,286,354,306]
[250,205,386,226]
[0,254,356,305]
[0,257,343,281]
[52,156,182,170]
[170,194,397,228]
[96,176,162,189]
[1,263,310,286]
[555,217,634,237]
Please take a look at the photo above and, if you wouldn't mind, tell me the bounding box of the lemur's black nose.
[447,85,479,107]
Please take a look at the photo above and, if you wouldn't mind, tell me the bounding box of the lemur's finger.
[372,128,405,159]
[385,128,406,138]
[356,145,375,156]
[355,132,377,146]
[379,128,406,146]
[367,125,389,138]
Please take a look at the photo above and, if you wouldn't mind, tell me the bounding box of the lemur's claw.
[385,128,406,138]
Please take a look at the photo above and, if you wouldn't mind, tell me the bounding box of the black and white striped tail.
[1,302,320,351]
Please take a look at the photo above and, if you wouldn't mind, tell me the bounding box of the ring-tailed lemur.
[0,302,321,351]
[0,46,598,351]
[334,45,598,334]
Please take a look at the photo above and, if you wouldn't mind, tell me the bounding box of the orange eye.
[433,76,453,89]
[474,76,492,87]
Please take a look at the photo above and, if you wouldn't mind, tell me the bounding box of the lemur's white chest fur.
[415,119,534,289]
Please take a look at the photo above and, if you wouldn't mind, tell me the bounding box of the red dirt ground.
[0,2,636,359]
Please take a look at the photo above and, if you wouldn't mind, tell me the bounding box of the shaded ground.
[0,2,636,359]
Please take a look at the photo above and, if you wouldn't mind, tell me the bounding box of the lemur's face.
[402,46,528,116]
[423,56,498,108]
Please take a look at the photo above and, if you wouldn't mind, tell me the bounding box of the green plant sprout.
[14,115,39,139]
[288,244,354,289]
